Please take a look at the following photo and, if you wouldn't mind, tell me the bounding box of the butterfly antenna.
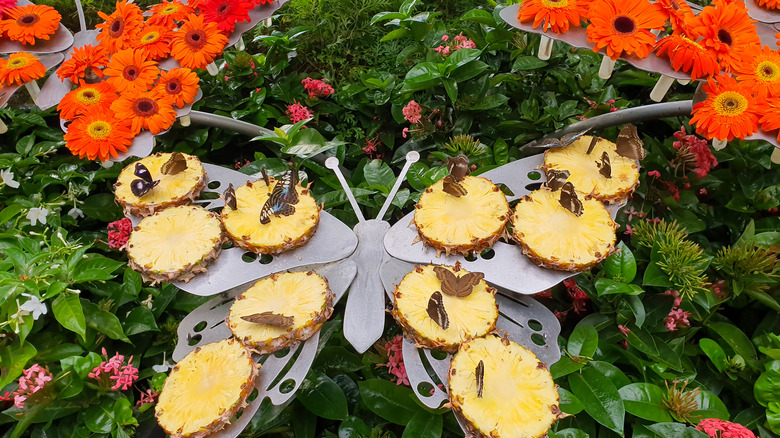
[325,157,366,223]
[376,151,420,221]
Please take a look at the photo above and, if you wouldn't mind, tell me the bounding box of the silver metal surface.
[0,0,74,55]
[172,259,357,438]
[746,0,780,23]
[0,54,63,108]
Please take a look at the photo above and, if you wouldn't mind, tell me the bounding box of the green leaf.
[358,379,422,425]
[568,324,598,358]
[493,138,509,166]
[401,411,442,438]
[708,322,757,370]
[442,78,458,103]
[52,293,86,340]
[699,338,728,372]
[618,383,672,422]
[469,94,510,111]
[755,368,780,406]
[363,159,396,188]
[0,204,24,224]
[691,390,730,420]
[512,56,548,70]
[444,49,482,70]
[549,429,590,438]
[0,339,37,389]
[550,356,585,379]
[81,193,123,222]
[595,278,644,296]
[603,242,637,283]
[558,387,584,415]
[338,416,372,438]
[568,367,625,436]
[627,324,659,356]
[643,262,673,287]
[646,423,709,438]
[297,371,349,420]
[370,11,408,25]
[284,129,342,159]
[122,306,159,336]
[83,404,114,433]
[71,254,124,283]
[82,300,131,343]
[461,9,496,26]
[380,28,411,42]
[403,62,441,92]
[589,361,631,389]
[625,295,646,328]
[449,60,489,83]
[313,346,365,373]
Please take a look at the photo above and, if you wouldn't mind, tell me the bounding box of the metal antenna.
[325,157,366,223]
[74,0,86,33]
[376,151,420,220]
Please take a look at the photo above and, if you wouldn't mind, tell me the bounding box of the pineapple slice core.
[156,339,256,437]
[544,136,639,202]
[394,265,497,350]
[128,206,223,273]
[450,336,558,438]
[115,153,205,207]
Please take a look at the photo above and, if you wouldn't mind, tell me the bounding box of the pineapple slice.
[543,135,639,203]
[156,338,258,438]
[449,335,560,438]
[114,152,206,217]
[127,205,225,285]
[392,264,498,353]
[414,176,510,256]
[511,188,616,272]
[221,179,320,254]
[228,271,334,354]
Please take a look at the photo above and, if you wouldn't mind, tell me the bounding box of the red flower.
[696,418,756,438]
[199,0,251,33]
[286,101,313,124]
[108,217,132,249]
[301,77,334,99]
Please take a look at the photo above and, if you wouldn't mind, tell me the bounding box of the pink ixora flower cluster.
[0,364,52,409]
[434,32,477,56]
[107,218,132,250]
[402,100,423,125]
[696,418,756,438]
[363,135,383,159]
[301,77,334,99]
[286,101,313,124]
[663,290,691,332]
[377,335,409,386]
[554,278,590,320]
[89,348,139,391]
[136,388,159,407]
[674,126,718,178]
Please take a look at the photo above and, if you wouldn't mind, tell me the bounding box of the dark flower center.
[718,29,733,46]
[218,3,230,15]
[83,91,95,99]
[185,29,207,50]
[18,14,39,26]
[614,16,636,34]
[670,0,681,10]
[109,18,125,38]
[133,98,158,117]
[123,66,139,81]
[166,79,182,94]
[764,66,775,76]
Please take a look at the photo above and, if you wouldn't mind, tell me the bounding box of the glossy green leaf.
[589,361,631,389]
[83,404,113,433]
[602,242,637,282]
[82,300,131,343]
[512,56,548,70]
[52,293,86,340]
[647,423,709,438]
[401,411,442,438]
[338,416,372,438]
[403,62,441,92]
[558,387,584,415]
[625,295,646,328]
[755,368,780,406]
[71,254,124,283]
[708,322,757,369]
[0,339,37,389]
[568,367,625,436]
[568,324,598,358]
[618,383,672,422]
[699,338,728,372]
[550,356,585,379]
[358,379,422,425]
[643,262,673,287]
[363,159,396,188]
[549,429,590,438]
[595,278,644,296]
[122,306,159,336]
[691,390,730,420]
[297,371,349,420]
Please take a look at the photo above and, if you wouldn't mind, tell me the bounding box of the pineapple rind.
[391,265,498,353]
[414,176,510,256]
[127,205,225,285]
[156,338,259,438]
[114,152,207,217]
[221,179,321,255]
[227,271,334,354]
[543,135,639,204]
[510,188,616,272]
[449,335,559,438]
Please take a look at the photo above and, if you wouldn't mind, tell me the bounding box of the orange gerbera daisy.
[200,0,251,33]
[586,0,667,60]
[758,0,780,10]
[0,52,46,86]
[654,33,720,80]
[757,98,780,142]
[134,25,172,61]
[154,67,199,108]
[690,0,760,73]
[111,89,177,135]
[64,110,135,162]
[691,74,758,141]
[655,0,694,32]
[170,15,228,70]
[96,1,143,54]
[0,4,61,45]
[104,48,160,93]
[517,0,588,34]
[56,44,110,85]
[147,0,195,29]
[57,82,118,121]
[734,46,780,98]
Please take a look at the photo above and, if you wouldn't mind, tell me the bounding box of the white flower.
[20,293,47,320]
[67,207,84,219]
[152,353,173,373]
[0,169,19,189]
[26,207,49,226]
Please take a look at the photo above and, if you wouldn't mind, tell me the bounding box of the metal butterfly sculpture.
[259,169,299,224]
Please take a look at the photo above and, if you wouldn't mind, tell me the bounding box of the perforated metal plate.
[172,259,357,438]
[383,153,623,295]
[379,258,561,409]
[0,0,74,55]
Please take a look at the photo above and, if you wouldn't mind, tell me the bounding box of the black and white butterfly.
[259,170,300,225]
[130,163,159,197]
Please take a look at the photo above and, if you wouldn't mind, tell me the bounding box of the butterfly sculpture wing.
[130,163,159,197]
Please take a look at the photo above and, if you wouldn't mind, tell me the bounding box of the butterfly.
[160,152,188,175]
[615,124,646,161]
[475,360,484,398]
[585,136,599,155]
[596,151,611,179]
[559,182,583,217]
[546,169,570,191]
[130,163,159,197]
[442,155,470,197]
[433,266,483,298]
[223,183,237,210]
[532,127,591,149]
[427,291,449,330]
[241,311,294,328]
[259,170,299,225]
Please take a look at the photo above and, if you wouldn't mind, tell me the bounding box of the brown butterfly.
[160,152,188,175]
[585,136,599,155]
[241,311,294,328]
[223,183,237,210]
[446,155,470,181]
[596,151,611,179]
[427,291,449,330]
[475,360,484,398]
[433,266,483,298]
[532,127,591,149]
[559,182,583,217]
[546,169,570,191]
[615,124,646,161]
[442,176,468,197]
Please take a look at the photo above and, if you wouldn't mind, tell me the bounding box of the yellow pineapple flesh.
[449,335,560,438]
[228,271,334,354]
[543,135,639,203]
[114,152,206,217]
[156,338,258,438]
[511,188,616,272]
[414,176,509,256]
[127,205,224,285]
[392,264,498,353]
[221,179,320,254]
